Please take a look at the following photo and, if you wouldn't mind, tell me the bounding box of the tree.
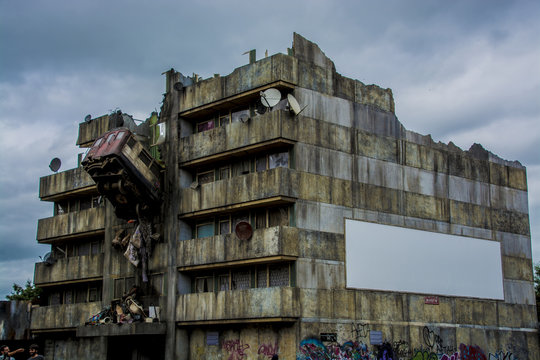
[6,280,41,302]
[535,262,540,296]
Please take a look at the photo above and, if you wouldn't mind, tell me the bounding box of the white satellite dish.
[287,93,307,116]
[260,88,281,108]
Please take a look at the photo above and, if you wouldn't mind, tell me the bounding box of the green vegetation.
[6,280,41,302]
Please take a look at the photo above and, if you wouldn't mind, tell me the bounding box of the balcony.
[34,254,104,286]
[30,302,102,332]
[178,226,299,269]
[176,287,299,325]
[179,111,296,168]
[39,167,96,201]
[76,114,119,147]
[178,54,297,114]
[37,207,105,243]
[179,167,297,218]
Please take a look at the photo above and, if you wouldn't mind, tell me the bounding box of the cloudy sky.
[0,0,539,299]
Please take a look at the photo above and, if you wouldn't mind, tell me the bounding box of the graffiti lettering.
[422,327,444,353]
[460,344,487,360]
[440,352,460,360]
[488,351,518,360]
[258,342,278,359]
[410,350,438,360]
[352,322,370,341]
[297,338,374,360]
[392,340,411,358]
[223,339,250,360]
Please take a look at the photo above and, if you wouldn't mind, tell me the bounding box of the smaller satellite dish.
[239,114,250,123]
[49,158,61,172]
[287,94,307,116]
[42,252,56,266]
[235,221,253,241]
[84,114,92,123]
[260,88,281,108]
[173,82,184,91]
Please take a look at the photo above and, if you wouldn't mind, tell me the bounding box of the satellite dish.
[49,158,61,172]
[235,221,253,241]
[173,82,184,91]
[84,114,92,123]
[190,181,200,190]
[260,88,281,108]
[287,94,307,116]
[239,114,250,123]
[42,252,56,266]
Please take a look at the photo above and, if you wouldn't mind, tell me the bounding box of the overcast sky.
[0,0,539,299]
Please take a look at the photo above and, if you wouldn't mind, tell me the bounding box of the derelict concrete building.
[31,33,538,359]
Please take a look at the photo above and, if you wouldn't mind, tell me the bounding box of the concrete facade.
[31,33,538,359]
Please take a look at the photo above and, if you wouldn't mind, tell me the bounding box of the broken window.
[80,198,91,211]
[195,276,214,293]
[88,287,101,302]
[219,114,230,127]
[218,166,230,180]
[231,109,249,123]
[269,151,289,169]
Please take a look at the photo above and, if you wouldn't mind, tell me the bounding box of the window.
[269,151,289,169]
[195,276,214,293]
[219,114,230,127]
[231,109,249,123]
[231,269,250,290]
[268,207,289,227]
[219,216,231,235]
[197,119,215,133]
[269,264,290,287]
[189,262,292,293]
[218,166,230,180]
[80,198,91,211]
[197,169,214,185]
[196,222,214,238]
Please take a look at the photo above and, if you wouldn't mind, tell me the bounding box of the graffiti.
[440,352,460,360]
[297,338,375,360]
[352,322,370,341]
[460,344,487,360]
[488,351,518,360]
[258,342,279,359]
[392,340,411,358]
[422,327,443,353]
[223,339,250,360]
[410,350,438,360]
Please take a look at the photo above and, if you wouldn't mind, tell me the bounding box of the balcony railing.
[34,254,104,286]
[179,167,297,218]
[37,207,105,243]
[179,110,296,168]
[177,226,299,269]
[176,287,299,324]
[39,167,96,201]
[30,302,102,331]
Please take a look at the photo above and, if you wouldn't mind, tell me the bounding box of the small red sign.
[424,296,439,305]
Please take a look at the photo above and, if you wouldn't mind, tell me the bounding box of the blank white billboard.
[345,219,504,299]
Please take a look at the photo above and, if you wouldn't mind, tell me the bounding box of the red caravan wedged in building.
[82,127,163,219]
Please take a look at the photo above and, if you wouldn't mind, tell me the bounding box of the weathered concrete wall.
[36,207,105,242]
[34,254,104,285]
[39,167,95,200]
[0,301,30,340]
[179,167,297,215]
[44,337,105,360]
[176,287,299,322]
[30,302,101,330]
[187,325,296,360]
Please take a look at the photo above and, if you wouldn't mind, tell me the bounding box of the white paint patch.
[345,219,504,299]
